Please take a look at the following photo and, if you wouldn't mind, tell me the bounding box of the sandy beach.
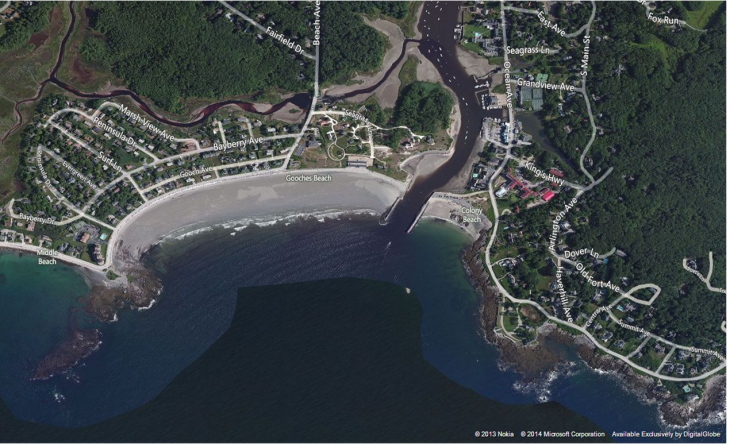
[414,193,491,240]
[111,168,405,269]
[455,46,498,78]
[0,244,115,287]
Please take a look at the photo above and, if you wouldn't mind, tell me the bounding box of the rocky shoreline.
[83,267,162,322]
[29,169,404,383]
[32,309,102,381]
[461,230,726,427]
[30,259,162,381]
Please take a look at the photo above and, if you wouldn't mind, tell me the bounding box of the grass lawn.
[492,245,518,262]
[492,82,506,94]
[630,34,670,69]
[554,321,582,336]
[683,1,723,29]
[461,41,483,55]
[534,274,551,292]
[503,313,519,332]
[368,164,407,182]
[464,24,491,39]
[632,348,665,372]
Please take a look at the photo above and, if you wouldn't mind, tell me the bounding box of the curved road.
[484,1,725,382]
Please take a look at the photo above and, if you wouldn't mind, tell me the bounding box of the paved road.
[482,2,725,382]
[0,240,107,272]
[219,0,316,60]
[683,252,727,294]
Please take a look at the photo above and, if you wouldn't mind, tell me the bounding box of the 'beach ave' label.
[312,0,321,46]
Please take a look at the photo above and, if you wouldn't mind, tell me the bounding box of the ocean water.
[0,253,92,420]
[1,278,608,442]
[0,216,724,441]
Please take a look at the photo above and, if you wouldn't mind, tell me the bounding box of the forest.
[320,2,407,84]
[83,2,312,113]
[0,2,54,53]
[227,2,407,85]
[563,2,726,347]
[393,82,453,134]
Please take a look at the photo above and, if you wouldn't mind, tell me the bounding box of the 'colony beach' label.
[461,207,483,224]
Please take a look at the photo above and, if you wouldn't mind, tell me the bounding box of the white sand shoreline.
[111,168,406,270]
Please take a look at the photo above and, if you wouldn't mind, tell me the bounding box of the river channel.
[11,2,499,231]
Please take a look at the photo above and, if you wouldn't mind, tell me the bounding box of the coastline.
[111,168,406,270]
[460,232,727,428]
[0,168,408,381]
[412,195,490,241]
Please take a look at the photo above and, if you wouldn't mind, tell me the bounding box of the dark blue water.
[0,216,724,440]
